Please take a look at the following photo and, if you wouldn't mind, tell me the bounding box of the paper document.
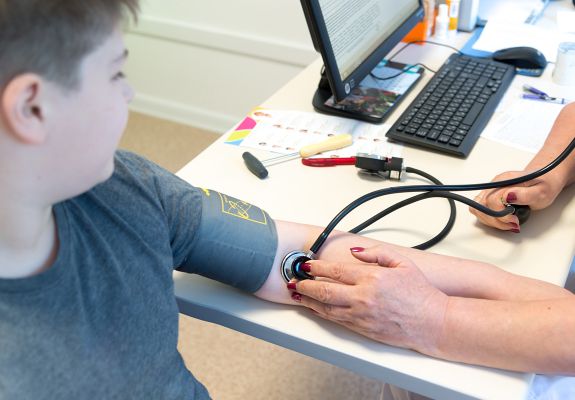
[477,0,540,24]
[225,108,403,158]
[481,100,563,153]
[472,21,575,62]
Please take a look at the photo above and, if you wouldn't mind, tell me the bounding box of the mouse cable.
[309,137,575,255]
[370,40,465,82]
[370,62,435,82]
[387,40,463,64]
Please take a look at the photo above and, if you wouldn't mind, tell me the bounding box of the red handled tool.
[301,157,356,166]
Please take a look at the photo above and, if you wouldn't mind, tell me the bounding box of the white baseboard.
[129,93,238,134]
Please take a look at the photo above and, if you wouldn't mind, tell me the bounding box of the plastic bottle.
[447,0,460,34]
[435,4,449,40]
[424,0,436,38]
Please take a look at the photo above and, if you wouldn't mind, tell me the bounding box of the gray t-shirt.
[0,151,277,399]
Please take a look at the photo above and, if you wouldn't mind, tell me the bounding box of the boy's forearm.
[254,220,381,303]
[430,296,575,374]
[256,221,570,303]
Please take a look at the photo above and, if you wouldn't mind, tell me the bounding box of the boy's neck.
[0,205,59,279]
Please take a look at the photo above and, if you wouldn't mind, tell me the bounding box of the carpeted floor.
[119,111,384,400]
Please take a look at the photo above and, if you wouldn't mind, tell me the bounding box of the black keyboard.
[385,54,516,157]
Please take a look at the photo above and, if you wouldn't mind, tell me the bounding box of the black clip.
[355,153,404,180]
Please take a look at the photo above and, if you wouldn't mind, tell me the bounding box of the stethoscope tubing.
[310,137,575,254]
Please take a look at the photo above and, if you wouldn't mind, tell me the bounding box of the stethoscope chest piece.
[280,250,314,282]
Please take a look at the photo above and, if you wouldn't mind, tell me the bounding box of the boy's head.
[0,0,140,203]
[0,0,139,92]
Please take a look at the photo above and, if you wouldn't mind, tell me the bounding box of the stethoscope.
[280,137,575,282]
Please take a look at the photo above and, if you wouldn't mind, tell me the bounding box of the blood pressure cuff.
[179,188,278,293]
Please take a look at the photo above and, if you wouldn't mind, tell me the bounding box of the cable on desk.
[349,167,457,250]
[388,40,463,61]
[308,137,575,255]
[369,40,465,81]
[370,63,435,81]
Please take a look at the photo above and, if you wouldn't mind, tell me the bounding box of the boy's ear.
[0,73,47,145]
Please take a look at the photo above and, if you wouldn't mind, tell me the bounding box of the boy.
[4,2,570,399]
[0,1,384,398]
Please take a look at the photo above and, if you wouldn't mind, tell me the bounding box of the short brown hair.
[0,0,139,91]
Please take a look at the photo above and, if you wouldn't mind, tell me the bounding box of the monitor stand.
[312,61,423,124]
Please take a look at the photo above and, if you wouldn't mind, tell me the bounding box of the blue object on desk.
[460,26,492,58]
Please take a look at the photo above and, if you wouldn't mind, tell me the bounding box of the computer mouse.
[492,46,547,70]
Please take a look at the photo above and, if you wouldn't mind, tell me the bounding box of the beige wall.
[124,0,317,133]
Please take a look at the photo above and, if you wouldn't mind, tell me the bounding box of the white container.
[435,4,450,40]
[553,42,575,86]
[458,0,479,31]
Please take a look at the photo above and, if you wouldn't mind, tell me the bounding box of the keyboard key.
[437,135,450,143]
[428,130,441,140]
[462,103,484,126]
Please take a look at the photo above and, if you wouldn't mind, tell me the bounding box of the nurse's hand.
[469,169,565,232]
[288,246,448,355]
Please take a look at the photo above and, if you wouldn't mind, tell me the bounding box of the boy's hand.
[469,169,565,231]
[288,246,448,356]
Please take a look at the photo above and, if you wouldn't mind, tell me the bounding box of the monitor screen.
[301,0,424,101]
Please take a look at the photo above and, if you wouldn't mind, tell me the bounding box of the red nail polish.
[301,263,312,272]
[291,292,302,302]
[510,222,520,230]
[510,228,521,234]
[287,282,297,291]
[506,192,517,203]
[350,247,365,253]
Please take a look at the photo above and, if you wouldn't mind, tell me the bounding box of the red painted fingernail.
[350,247,365,253]
[510,228,521,234]
[291,292,302,302]
[506,192,517,203]
[287,282,297,291]
[301,263,312,272]
[510,222,520,230]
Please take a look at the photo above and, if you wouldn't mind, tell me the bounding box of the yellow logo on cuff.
[217,192,268,225]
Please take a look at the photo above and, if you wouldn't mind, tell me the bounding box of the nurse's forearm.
[430,296,575,374]
[380,242,571,301]
[526,102,575,188]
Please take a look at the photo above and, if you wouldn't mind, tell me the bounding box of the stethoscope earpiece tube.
[309,137,575,254]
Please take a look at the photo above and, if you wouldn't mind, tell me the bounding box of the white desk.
[174,6,575,399]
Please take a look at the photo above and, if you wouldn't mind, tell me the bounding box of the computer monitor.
[300,0,425,122]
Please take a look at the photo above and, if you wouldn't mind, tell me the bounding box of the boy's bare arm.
[254,220,569,303]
